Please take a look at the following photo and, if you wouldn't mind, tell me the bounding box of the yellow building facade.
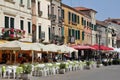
[62,4,86,45]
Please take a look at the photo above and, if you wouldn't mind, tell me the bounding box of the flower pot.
[21,74,31,80]
[59,69,65,74]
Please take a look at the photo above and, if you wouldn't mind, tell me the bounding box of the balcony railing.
[48,14,56,20]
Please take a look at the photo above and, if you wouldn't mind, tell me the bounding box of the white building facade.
[0,0,32,40]
[35,0,51,43]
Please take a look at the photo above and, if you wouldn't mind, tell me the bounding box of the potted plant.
[85,61,91,69]
[20,64,32,80]
[96,61,102,68]
[59,63,66,74]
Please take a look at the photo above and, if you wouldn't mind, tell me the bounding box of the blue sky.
[62,0,120,21]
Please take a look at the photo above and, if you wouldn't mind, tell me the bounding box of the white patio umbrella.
[44,44,60,52]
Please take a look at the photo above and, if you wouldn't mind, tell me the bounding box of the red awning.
[91,44,113,50]
[71,45,96,50]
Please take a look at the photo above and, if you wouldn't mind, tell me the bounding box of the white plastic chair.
[12,66,17,79]
[6,66,12,79]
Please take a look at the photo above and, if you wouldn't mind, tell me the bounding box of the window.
[52,6,54,15]
[58,9,60,17]
[81,17,84,25]
[5,16,14,28]
[28,22,31,34]
[4,16,15,36]
[61,27,64,36]
[78,30,80,39]
[5,16,9,28]
[94,25,97,31]
[10,18,14,28]
[20,20,24,30]
[77,16,79,24]
[61,9,64,19]
[49,27,51,40]
[68,28,71,36]
[38,25,41,39]
[75,30,77,39]
[82,31,84,40]
[4,16,9,37]
[84,20,86,26]
[27,0,31,8]
[38,1,40,14]
[72,29,74,37]
[20,0,23,4]
[48,5,50,17]
[68,12,71,23]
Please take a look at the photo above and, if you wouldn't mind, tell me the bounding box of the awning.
[71,45,95,50]
[91,44,113,50]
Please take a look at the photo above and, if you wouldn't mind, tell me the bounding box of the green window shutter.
[81,17,84,25]
[84,20,86,26]
[61,27,64,36]
[38,26,41,39]
[82,31,84,40]
[68,28,71,36]
[4,16,9,37]
[72,13,74,23]
[77,16,79,24]
[28,22,31,33]
[75,30,77,39]
[78,30,80,39]
[68,12,71,23]
[20,20,24,30]
[94,25,97,31]
[72,29,74,37]
[5,16,9,28]
[75,14,77,23]
[10,18,14,28]
[61,9,64,19]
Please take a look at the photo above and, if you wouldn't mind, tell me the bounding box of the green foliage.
[59,63,66,69]
[86,61,91,66]
[112,59,120,65]
[19,64,32,74]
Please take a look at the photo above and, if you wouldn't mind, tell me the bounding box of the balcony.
[48,14,56,20]
[38,11,43,17]
[4,0,15,4]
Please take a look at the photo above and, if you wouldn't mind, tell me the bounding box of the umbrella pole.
[32,50,34,64]
[13,50,16,64]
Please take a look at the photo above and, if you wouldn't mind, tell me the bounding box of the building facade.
[74,7,97,45]
[49,0,63,44]
[104,18,120,48]
[0,0,32,40]
[96,20,109,46]
[35,0,51,43]
[62,4,84,45]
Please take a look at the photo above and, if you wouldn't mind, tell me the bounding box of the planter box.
[59,69,65,74]
[21,74,31,80]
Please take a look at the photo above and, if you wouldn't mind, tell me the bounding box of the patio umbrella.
[91,44,113,50]
[71,45,95,50]
[44,44,60,52]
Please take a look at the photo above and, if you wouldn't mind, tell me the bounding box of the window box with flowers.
[1,28,25,41]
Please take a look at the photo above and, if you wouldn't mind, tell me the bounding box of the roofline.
[61,3,91,19]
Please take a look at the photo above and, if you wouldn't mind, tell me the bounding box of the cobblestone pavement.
[1,65,120,80]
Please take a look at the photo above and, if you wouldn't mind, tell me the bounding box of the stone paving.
[0,65,120,80]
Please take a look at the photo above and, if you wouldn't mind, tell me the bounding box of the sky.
[62,0,120,21]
